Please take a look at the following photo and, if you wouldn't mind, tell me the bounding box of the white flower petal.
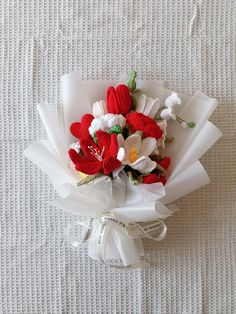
[136,94,160,118]
[143,97,160,118]
[165,92,181,108]
[130,156,157,174]
[103,113,113,122]
[89,117,104,134]
[69,142,80,153]
[118,114,126,127]
[107,116,117,128]
[135,94,147,113]
[124,134,142,153]
[141,161,157,173]
[108,114,126,128]
[160,108,172,120]
[92,100,108,117]
[89,113,126,135]
[117,147,126,162]
[117,134,125,148]
[139,137,157,157]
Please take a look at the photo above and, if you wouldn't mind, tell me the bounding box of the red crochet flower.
[70,114,94,139]
[107,84,132,115]
[142,173,167,185]
[68,131,121,175]
[142,174,159,184]
[156,157,171,170]
[126,112,163,139]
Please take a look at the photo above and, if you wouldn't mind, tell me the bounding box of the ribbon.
[66,213,167,269]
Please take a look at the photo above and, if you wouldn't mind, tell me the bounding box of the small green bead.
[187,121,196,128]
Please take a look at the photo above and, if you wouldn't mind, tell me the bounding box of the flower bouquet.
[24,71,222,268]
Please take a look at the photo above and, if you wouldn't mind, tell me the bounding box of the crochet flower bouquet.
[24,71,222,268]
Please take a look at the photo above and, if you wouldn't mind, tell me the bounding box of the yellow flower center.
[128,147,139,163]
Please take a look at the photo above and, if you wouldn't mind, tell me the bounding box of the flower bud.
[165,92,181,108]
[92,100,108,117]
[160,108,173,120]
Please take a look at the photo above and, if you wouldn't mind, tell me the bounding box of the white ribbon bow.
[66,212,167,269]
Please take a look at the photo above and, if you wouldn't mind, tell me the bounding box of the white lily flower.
[92,100,108,117]
[160,92,181,120]
[89,113,126,135]
[135,94,160,118]
[117,134,157,174]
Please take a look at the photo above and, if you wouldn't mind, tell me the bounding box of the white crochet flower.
[135,94,160,118]
[92,100,108,117]
[160,92,181,120]
[89,113,126,135]
[117,134,157,174]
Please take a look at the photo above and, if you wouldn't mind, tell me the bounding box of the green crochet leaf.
[109,125,122,134]
[127,69,137,93]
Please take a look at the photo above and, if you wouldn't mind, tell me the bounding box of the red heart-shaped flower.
[107,84,131,116]
[70,114,94,139]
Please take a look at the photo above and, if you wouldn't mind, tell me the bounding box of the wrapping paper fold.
[24,72,222,267]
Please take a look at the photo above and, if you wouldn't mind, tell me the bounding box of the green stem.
[127,171,140,185]
[154,106,166,121]
[77,173,104,187]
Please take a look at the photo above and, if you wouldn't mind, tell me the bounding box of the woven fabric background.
[0,1,235,313]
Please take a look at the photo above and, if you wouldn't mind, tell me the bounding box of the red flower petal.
[159,176,167,185]
[126,112,163,139]
[142,174,159,184]
[68,149,81,164]
[80,138,99,161]
[157,157,171,170]
[75,159,102,175]
[70,122,83,139]
[126,112,147,131]
[96,130,111,155]
[108,134,119,158]
[107,85,131,115]
[70,114,94,139]
[115,84,132,115]
[102,157,121,175]
[143,124,162,139]
[107,86,119,114]
[142,174,167,185]
[68,151,102,175]
[81,114,94,127]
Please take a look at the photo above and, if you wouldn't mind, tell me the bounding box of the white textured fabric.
[1,1,235,313]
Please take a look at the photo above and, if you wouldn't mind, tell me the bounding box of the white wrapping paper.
[24,72,222,267]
